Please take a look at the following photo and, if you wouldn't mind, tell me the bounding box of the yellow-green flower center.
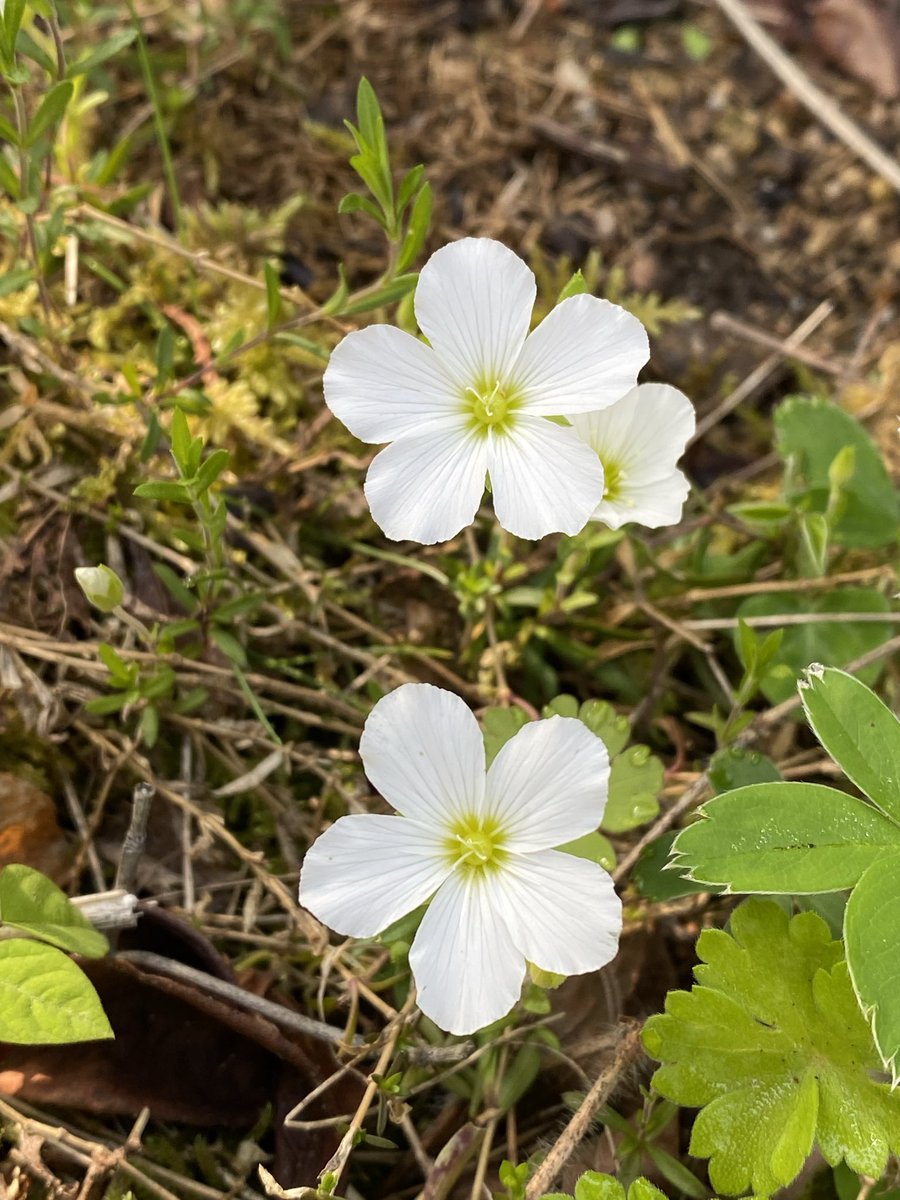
[446,813,508,876]
[464,378,521,436]
[601,457,624,501]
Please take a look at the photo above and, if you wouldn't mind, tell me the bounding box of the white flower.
[298,683,622,1035]
[571,383,695,529]
[323,238,649,545]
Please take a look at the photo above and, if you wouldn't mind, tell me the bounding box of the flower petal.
[571,383,695,474]
[594,468,690,529]
[359,683,486,828]
[486,715,609,851]
[414,238,536,387]
[497,849,622,976]
[364,424,488,544]
[298,814,451,938]
[410,871,525,1034]
[512,294,649,415]
[488,417,604,539]
[323,325,461,443]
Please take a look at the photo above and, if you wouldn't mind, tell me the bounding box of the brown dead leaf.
[0,774,71,882]
[0,908,361,1186]
[812,0,900,98]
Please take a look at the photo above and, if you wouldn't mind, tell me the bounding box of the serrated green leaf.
[735,587,892,704]
[800,666,900,821]
[482,706,529,766]
[26,80,73,145]
[0,939,113,1044]
[673,782,900,893]
[845,855,900,1079]
[775,395,899,548]
[643,899,900,1195]
[602,745,663,833]
[0,865,108,957]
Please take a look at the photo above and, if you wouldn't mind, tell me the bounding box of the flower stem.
[317,990,418,1187]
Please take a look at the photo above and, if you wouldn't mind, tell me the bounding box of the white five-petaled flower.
[323,238,649,545]
[298,683,622,1035]
[571,383,695,529]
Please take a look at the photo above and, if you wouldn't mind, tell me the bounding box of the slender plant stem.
[126,0,183,231]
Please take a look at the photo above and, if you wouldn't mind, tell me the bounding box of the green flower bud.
[74,564,124,613]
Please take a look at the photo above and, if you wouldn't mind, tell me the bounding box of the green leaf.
[800,666,900,821]
[632,832,717,902]
[643,899,900,1195]
[708,746,780,793]
[396,181,432,272]
[557,270,588,302]
[337,191,384,223]
[210,626,247,667]
[0,865,108,957]
[557,831,616,872]
[482,705,529,767]
[602,745,663,834]
[340,272,418,315]
[577,699,630,757]
[26,80,74,145]
[67,28,138,77]
[194,447,230,495]
[775,395,899,548]
[133,480,190,503]
[672,782,900,893]
[844,855,900,1079]
[735,587,892,703]
[169,406,193,474]
[264,260,282,329]
[0,939,113,1044]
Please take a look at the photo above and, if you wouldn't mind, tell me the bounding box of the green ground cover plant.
[0,4,898,1199]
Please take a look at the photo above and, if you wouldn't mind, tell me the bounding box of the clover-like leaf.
[0,939,113,1044]
[643,899,900,1196]
[800,666,900,823]
[671,782,900,893]
[0,864,109,958]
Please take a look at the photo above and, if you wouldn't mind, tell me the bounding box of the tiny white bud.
[74,564,124,613]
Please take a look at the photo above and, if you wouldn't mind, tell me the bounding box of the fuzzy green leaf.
[800,666,900,822]
[0,939,113,1044]
[643,899,900,1195]
[844,855,900,1080]
[0,865,108,957]
[672,782,900,893]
